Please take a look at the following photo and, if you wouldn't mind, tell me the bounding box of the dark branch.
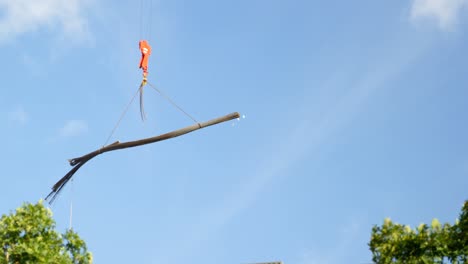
[46,112,240,203]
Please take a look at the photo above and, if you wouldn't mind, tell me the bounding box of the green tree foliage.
[369,201,468,264]
[0,201,92,264]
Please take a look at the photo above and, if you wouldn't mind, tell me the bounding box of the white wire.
[69,178,74,230]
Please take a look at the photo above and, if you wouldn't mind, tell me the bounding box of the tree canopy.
[369,201,468,264]
[0,201,92,264]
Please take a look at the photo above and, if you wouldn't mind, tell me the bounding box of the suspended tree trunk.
[46,112,240,203]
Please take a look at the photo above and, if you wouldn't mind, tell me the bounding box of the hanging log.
[46,112,240,203]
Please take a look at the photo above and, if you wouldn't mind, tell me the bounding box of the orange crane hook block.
[139,40,152,80]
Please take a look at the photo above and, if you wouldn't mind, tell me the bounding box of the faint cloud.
[8,106,28,125]
[59,120,88,137]
[0,0,93,43]
[410,0,468,30]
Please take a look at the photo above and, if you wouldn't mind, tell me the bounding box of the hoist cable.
[139,0,143,39]
[149,0,153,43]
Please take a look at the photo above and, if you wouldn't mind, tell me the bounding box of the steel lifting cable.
[148,0,153,43]
[139,0,144,39]
[147,81,199,124]
[103,82,199,148]
[104,0,198,146]
[139,0,153,40]
[69,178,74,230]
[102,85,141,147]
[139,81,147,122]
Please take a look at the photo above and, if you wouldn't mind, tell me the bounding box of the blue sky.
[1,0,468,263]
